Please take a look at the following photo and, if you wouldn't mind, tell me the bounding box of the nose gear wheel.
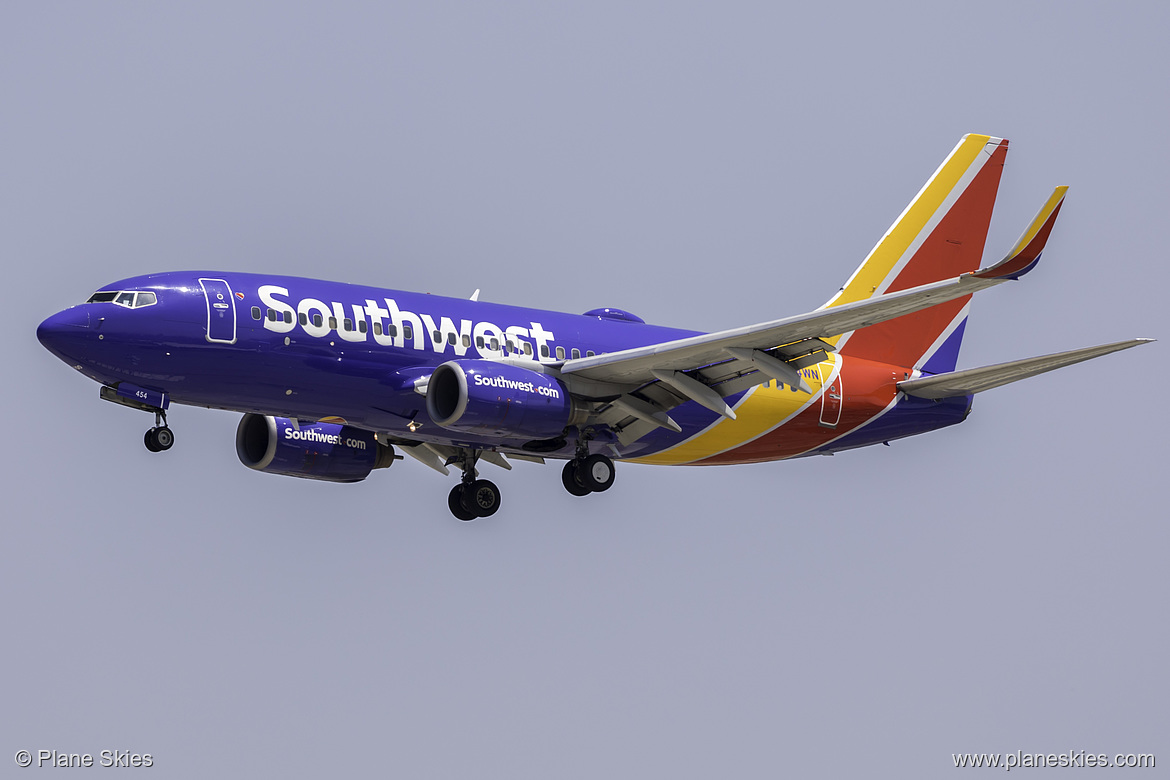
[143,409,173,452]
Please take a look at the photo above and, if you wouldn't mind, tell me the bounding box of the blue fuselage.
[37,272,699,454]
[37,271,971,462]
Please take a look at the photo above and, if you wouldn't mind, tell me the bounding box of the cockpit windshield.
[86,290,157,308]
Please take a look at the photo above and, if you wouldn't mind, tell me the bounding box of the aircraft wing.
[897,339,1154,399]
[563,186,1069,391]
[563,271,1008,387]
[557,187,1071,437]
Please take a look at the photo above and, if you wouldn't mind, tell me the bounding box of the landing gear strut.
[447,450,501,521]
[143,409,174,453]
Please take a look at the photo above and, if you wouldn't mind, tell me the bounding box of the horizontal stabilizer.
[898,339,1154,399]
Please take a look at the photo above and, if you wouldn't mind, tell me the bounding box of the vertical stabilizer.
[823,134,1009,372]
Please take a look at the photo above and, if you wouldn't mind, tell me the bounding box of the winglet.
[972,186,1069,281]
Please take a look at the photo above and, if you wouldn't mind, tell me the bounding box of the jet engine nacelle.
[426,359,577,439]
[235,414,396,483]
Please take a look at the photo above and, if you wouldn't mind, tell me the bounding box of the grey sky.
[3,2,1165,777]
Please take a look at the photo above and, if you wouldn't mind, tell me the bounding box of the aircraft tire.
[561,461,591,496]
[462,479,501,518]
[576,454,615,493]
[448,485,477,521]
[153,426,175,451]
[144,429,160,453]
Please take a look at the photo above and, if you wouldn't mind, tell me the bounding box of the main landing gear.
[561,453,616,497]
[447,450,501,521]
[443,443,616,520]
[143,409,174,453]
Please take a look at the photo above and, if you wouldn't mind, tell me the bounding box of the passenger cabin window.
[555,346,565,360]
[267,309,278,322]
[540,344,550,358]
[447,333,456,346]
[284,310,291,324]
[374,322,382,336]
[462,334,471,348]
[523,343,532,356]
[475,336,484,348]
[251,307,262,320]
[343,318,353,331]
[312,314,323,327]
[299,313,308,326]
[586,350,595,357]
[358,320,367,334]
[571,348,580,359]
[390,324,399,338]
[403,325,412,340]
[328,317,337,330]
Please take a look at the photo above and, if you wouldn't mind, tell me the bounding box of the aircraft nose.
[37,308,90,358]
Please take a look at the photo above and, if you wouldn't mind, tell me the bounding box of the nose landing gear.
[143,409,174,453]
[98,385,175,453]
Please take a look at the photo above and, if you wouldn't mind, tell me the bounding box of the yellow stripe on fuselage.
[629,356,833,466]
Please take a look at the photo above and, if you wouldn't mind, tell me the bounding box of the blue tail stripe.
[920,317,968,375]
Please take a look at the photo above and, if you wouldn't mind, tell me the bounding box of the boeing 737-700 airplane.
[37,135,1153,519]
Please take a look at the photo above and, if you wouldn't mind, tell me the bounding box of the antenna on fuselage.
[469,289,480,301]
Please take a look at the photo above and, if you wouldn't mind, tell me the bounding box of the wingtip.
[1099,337,1156,355]
[972,185,1069,281]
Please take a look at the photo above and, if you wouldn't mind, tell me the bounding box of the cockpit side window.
[85,290,158,307]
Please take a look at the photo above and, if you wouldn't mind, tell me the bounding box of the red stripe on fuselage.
[693,356,901,465]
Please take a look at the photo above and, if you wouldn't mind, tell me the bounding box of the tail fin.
[823,134,1009,372]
